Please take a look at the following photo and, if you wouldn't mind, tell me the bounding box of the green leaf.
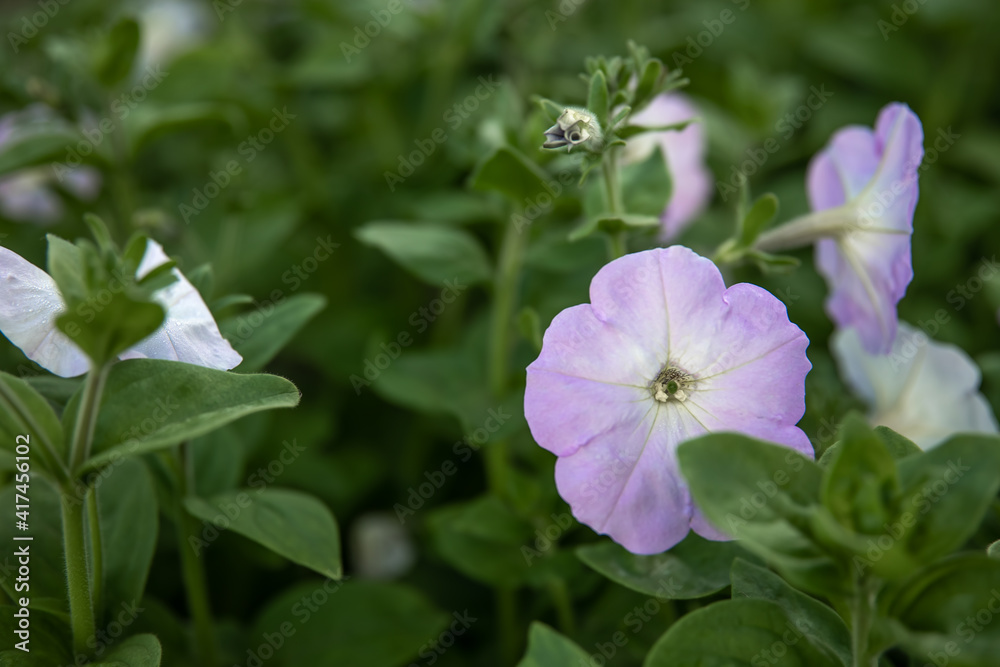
[0,371,65,470]
[587,70,609,126]
[46,234,88,303]
[97,458,158,620]
[355,222,491,286]
[739,193,779,247]
[219,293,327,372]
[746,249,801,274]
[0,479,67,605]
[577,533,749,600]
[633,59,665,108]
[90,633,162,666]
[56,293,165,367]
[896,434,1000,564]
[0,605,71,661]
[0,129,85,177]
[621,147,671,217]
[885,554,1000,665]
[644,599,843,667]
[731,559,851,666]
[516,622,591,667]
[250,580,449,667]
[126,102,245,154]
[568,214,660,242]
[426,496,534,588]
[820,413,899,536]
[471,145,551,204]
[73,359,299,473]
[185,488,341,580]
[517,307,542,351]
[616,120,692,140]
[873,426,922,459]
[677,433,849,598]
[533,96,566,123]
[94,18,141,87]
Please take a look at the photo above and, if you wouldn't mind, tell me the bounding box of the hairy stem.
[61,491,95,656]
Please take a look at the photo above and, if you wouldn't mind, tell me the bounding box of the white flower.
[0,239,241,377]
[832,322,998,449]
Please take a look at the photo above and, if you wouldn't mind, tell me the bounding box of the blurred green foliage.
[1,0,999,665]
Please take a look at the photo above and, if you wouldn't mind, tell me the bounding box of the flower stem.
[61,491,95,656]
[68,363,111,473]
[86,488,104,625]
[602,148,627,259]
[850,575,879,667]
[753,205,855,252]
[172,445,218,667]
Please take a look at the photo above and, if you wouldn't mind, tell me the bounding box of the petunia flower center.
[651,364,695,403]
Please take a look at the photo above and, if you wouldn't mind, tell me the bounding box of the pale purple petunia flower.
[0,239,241,377]
[832,323,998,449]
[808,103,924,355]
[621,93,712,241]
[524,246,812,554]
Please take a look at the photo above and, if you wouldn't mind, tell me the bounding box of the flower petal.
[121,240,242,370]
[626,94,712,240]
[834,323,998,449]
[0,246,89,377]
[554,403,700,554]
[809,103,923,354]
[687,283,812,445]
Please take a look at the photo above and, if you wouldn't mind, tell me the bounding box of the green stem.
[68,363,111,473]
[547,578,576,636]
[851,576,879,667]
[753,205,856,253]
[602,148,624,214]
[86,489,104,626]
[602,148,627,259]
[172,445,218,667]
[61,491,95,656]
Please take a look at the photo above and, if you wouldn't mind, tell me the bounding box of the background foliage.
[1,0,999,665]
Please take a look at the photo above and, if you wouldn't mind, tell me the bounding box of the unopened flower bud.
[542,107,603,153]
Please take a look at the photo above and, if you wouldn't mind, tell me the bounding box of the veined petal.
[808,103,923,354]
[0,246,88,377]
[122,240,242,370]
[554,403,699,555]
